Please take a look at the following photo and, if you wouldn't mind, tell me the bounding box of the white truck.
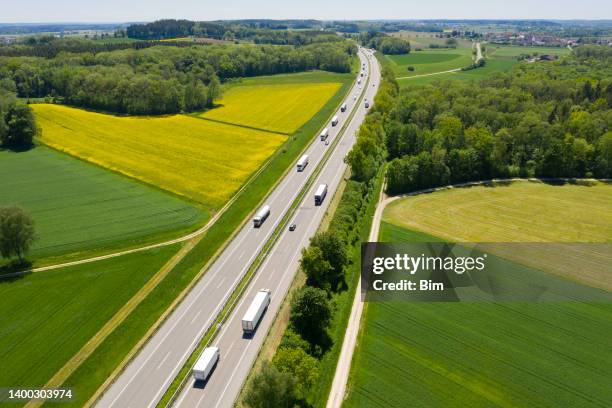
[296,154,309,172]
[192,347,220,381]
[242,289,271,334]
[314,183,328,206]
[340,103,347,113]
[331,115,339,127]
[253,205,270,228]
[320,127,329,141]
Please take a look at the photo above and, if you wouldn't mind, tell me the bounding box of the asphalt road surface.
[96,47,380,408]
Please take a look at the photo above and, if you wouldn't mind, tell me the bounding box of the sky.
[2,0,611,23]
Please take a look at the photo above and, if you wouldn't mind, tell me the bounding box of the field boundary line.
[24,238,199,408]
[84,67,358,408]
[190,115,291,136]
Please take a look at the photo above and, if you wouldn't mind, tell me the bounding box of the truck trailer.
[314,183,328,206]
[253,205,270,228]
[192,347,220,381]
[296,154,309,172]
[320,127,329,141]
[331,115,339,126]
[242,289,271,334]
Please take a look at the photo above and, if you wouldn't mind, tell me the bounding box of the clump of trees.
[0,91,37,149]
[360,32,411,55]
[0,205,36,262]
[384,47,612,195]
[0,40,355,115]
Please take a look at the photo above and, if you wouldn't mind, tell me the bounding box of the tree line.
[0,41,355,115]
[359,32,411,55]
[383,47,611,195]
[124,19,344,46]
[243,56,399,408]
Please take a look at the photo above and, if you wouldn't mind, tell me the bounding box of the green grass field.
[0,146,206,261]
[344,182,612,408]
[487,45,571,57]
[386,48,474,78]
[0,244,179,395]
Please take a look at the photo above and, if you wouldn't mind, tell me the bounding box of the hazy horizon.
[2,0,611,24]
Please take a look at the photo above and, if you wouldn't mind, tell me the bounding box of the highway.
[95,47,380,408]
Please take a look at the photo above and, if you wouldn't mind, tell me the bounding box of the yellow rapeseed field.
[33,104,286,209]
[199,82,341,134]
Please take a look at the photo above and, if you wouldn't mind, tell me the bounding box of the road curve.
[95,48,380,408]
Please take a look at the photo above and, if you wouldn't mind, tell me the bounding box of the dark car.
[289,223,297,231]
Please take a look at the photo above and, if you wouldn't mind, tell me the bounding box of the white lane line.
[190,309,203,325]
[237,250,245,261]
[211,342,253,408]
[216,277,226,289]
[156,351,172,371]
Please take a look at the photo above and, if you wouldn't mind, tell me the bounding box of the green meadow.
[0,146,206,262]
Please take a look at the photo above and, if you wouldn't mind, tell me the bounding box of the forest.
[378,45,612,194]
[0,39,356,115]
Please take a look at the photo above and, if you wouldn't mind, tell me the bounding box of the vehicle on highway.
[325,139,330,146]
[253,205,270,228]
[296,154,309,172]
[360,72,364,77]
[320,127,329,141]
[242,289,271,334]
[357,78,361,85]
[365,101,369,108]
[340,103,347,112]
[314,183,328,206]
[192,347,220,381]
[289,223,297,231]
[331,115,339,126]
[373,83,375,87]
[353,95,356,100]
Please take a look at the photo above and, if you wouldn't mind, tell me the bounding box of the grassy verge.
[44,71,355,408]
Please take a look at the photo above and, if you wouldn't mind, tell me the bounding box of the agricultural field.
[0,244,180,394]
[385,47,474,78]
[390,31,473,49]
[344,182,612,408]
[0,146,205,260]
[199,82,341,134]
[396,57,517,87]
[487,44,571,57]
[33,104,286,210]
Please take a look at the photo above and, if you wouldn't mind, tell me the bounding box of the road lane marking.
[190,309,203,325]
[156,351,172,371]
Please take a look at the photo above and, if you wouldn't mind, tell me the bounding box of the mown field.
[487,45,571,57]
[345,182,612,408]
[33,104,286,210]
[0,147,205,260]
[199,82,341,134]
[0,244,179,396]
[386,47,474,78]
[384,180,612,243]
